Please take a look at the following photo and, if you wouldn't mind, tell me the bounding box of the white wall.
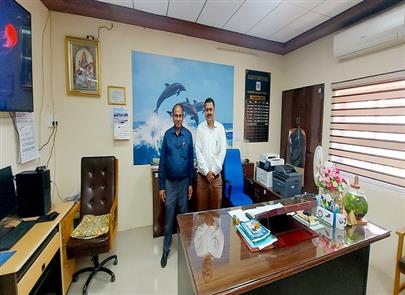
[2,3,404,292]
[0,1,52,175]
[283,34,405,293]
[48,12,285,231]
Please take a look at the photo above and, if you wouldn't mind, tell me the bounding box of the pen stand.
[316,194,347,230]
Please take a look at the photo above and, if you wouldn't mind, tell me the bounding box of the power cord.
[51,180,64,202]
[46,122,58,168]
[96,23,113,40]
[39,124,55,150]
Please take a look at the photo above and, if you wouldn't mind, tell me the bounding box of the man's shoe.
[161,251,168,268]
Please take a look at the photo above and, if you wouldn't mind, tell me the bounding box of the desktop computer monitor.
[0,166,17,220]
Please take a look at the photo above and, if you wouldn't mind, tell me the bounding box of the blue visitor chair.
[223,149,253,207]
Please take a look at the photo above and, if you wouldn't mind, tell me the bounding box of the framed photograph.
[65,36,101,96]
[108,86,126,105]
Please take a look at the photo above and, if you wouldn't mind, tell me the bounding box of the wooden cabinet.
[242,161,254,179]
[253,180,281,203]
[152,168,197,238]
[0,202,75,295]
[280,84,324,193]
[152,168,165,238]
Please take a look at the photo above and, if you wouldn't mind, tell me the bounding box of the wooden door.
[280,84,324,193]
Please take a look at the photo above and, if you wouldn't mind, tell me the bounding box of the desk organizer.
[316,194,347,230]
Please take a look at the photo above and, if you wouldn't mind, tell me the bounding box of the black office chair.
[67,156,118,295]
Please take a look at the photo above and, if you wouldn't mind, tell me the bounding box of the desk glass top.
[176,197,389,295]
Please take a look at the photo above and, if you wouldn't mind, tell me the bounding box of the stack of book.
[237,220,278,252]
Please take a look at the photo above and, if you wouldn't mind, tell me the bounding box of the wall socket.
[47,115,58,128]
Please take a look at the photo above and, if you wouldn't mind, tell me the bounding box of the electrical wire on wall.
[46,122,57,168]
[96,23,113,40]
[38,12,51,151]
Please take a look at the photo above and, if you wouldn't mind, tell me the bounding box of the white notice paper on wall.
[15,112,39,163]
[113,107,130,140]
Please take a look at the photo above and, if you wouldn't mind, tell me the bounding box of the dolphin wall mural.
[132,51,234,165]
[154,82,186,114]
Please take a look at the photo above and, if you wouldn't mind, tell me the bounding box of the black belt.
[198,172,220,179]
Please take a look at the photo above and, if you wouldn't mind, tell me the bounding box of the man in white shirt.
[195,98,227,210]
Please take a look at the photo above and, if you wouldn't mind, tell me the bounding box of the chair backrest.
[223,149,244,193]
[80,156,117,217]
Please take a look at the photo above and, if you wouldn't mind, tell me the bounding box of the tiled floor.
[67,226,178,295]
[67,226,390,295]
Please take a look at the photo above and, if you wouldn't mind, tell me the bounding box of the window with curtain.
[330,70,405,188]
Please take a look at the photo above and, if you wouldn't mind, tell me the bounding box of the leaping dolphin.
[154,83,186,114]
[166,99,199,125]
[192,99,204,113]
[180,100,199,125]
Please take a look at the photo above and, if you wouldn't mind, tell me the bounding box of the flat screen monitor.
[0,166,17,220]
[0,0,33,112]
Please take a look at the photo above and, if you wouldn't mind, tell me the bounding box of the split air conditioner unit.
[333,4,405,60]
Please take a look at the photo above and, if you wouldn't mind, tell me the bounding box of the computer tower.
[15,168,51,217]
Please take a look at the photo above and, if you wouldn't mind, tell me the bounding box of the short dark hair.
[172,103,184,115]
[204,97,215,108]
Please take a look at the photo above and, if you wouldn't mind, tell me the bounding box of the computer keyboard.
[0,220,36,251]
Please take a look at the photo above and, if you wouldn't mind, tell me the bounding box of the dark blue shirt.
[159,126,194,190]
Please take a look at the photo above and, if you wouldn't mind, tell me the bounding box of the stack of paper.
[244,203,284,218]
[293,212,324,230]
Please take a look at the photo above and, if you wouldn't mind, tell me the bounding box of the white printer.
[256,153,285,187]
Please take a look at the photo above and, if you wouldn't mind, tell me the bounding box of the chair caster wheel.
[113,258,118,265]
[111,274,116,282]
[73,275,79,282]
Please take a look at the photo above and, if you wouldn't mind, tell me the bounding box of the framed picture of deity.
[65,36,101,96]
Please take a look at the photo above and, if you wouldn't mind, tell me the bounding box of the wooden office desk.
[252,180,282,203]
[0,202,76,295]
[177,198,390,295]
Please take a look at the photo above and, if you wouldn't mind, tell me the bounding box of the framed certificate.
[108,86,126,105]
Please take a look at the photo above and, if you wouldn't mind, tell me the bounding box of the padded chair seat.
[67,234,109,259]
[400,256,405,273]
[229,192,253,207]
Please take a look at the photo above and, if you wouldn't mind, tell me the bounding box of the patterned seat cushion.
[71,213,109,239]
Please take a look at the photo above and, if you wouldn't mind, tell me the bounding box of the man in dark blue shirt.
[159,103,194,268]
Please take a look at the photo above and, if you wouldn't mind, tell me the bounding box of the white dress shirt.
[195,120,227,176]
[193,217,224,259]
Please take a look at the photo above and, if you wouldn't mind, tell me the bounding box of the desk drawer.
[17,232,60,295]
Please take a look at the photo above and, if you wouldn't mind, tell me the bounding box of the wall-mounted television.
[0,0,33,112]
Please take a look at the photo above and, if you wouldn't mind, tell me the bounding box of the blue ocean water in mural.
[132,51,234,165]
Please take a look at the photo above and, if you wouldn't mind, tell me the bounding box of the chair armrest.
[396,227,405,237]
[63,201,80,241]
[108,196,118,249]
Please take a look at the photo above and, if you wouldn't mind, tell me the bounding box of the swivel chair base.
[73,254,118,295]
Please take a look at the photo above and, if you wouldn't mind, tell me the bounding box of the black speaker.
[15,168,51,217]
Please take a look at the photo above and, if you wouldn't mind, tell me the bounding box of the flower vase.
[344,176,368,222]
